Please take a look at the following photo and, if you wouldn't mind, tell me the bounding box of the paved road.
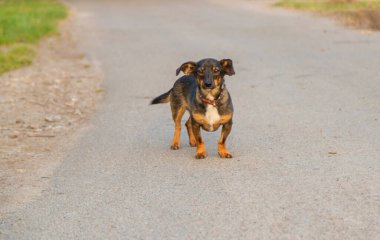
[1,0,380,239]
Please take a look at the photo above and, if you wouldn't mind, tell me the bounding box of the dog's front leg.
[191,121,206,159]
[218,120,233,158]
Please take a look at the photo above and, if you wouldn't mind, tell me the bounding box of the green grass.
[0,0,67,75]
[275,0,380,12]
[0,46,35,74]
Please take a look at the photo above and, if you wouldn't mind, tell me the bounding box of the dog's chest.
[205,105,220,131]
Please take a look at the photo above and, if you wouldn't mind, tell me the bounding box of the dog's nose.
[205,82,212,88]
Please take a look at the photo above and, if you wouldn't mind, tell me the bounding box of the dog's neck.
[198,84,226,107]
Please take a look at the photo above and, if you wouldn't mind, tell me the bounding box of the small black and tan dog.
[151,58,235,159]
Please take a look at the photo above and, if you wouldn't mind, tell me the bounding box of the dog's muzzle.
[204,82,213,88]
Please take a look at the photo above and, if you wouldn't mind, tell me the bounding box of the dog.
[151,58,235,159]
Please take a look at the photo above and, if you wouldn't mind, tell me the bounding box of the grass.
[0,46,35,74]
[275,0,380,12]
[275,0,380,30]
[0,0,67,75]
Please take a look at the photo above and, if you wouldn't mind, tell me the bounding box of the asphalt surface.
[1,0,380,239]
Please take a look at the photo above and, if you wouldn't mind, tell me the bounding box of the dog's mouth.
[201,85,217,92]
[200,84,221,95]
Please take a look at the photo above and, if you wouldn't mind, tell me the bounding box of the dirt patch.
[332,9,380,30]
[0,12,104,216]
[273,0,380,31]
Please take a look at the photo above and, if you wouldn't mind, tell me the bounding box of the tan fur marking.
[196,142,206,159]
[192,113,205,124]
[219,113,232,124]
[218,143,231,158]
[171,107,186,149]
[183,64,195,75]
[218,127,232,158]
[192,113,232,131]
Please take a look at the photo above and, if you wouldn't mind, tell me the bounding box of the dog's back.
[151,75,196,107]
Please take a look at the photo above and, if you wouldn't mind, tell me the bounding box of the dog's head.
[176,58,235,96]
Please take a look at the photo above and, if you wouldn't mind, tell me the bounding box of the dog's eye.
[213,68,220,73]
[197,68,204,74]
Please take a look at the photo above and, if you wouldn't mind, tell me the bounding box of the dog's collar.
[200,85,225,107]
[200,96,220,107]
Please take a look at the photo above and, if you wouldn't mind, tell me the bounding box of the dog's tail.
[151,89,172,105]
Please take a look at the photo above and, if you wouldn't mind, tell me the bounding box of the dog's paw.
[195,152,206,159]
[189,141,196,147]
[171,144,180,150]
[218,151,233,158]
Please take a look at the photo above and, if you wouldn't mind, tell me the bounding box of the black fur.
[151,89,172,104]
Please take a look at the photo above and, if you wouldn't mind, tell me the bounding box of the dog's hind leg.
[185,117,196,147]
[170,104,186,150]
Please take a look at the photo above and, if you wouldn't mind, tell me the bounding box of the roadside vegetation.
[0,0,67,74]
[275,0,380,30]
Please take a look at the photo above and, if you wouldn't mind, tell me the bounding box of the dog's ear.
[220,59,235,76]
[176,61,196,76]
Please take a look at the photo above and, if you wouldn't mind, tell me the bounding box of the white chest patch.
[205,105,220,131]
